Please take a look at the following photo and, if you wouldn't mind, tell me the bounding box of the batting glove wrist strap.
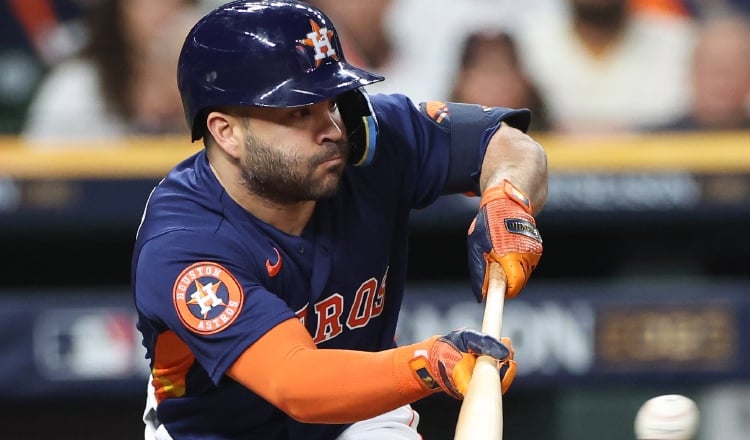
[467,180,543,301]
[407,329,515,399]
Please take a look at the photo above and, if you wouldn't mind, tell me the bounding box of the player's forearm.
[227,319,437,424]
[480,123,548,215]
[268,343,436,423]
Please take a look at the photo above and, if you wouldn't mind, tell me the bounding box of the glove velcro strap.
[399,336,443,395]
[402,336,474,399]
[480,180,533,214]
[409,356,440,392]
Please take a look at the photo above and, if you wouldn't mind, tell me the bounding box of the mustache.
[316,140,350,162]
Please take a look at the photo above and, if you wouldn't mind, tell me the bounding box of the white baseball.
[634,394,699,440]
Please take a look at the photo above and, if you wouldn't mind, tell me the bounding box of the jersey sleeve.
[368,93,531,204]
[432,102,531,195]
[133,229,297,384]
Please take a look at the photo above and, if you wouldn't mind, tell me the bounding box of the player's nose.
[312,100,344,143]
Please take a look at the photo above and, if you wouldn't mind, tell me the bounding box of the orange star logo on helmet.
[172,262,244,335]
[302,19,339,66]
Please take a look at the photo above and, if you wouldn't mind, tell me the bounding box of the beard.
[239,132,350,204]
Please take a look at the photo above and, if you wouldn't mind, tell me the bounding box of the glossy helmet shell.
[177,0,384,141]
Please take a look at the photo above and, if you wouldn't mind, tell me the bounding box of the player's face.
[239,100,350,204]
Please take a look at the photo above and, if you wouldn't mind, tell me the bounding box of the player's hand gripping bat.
[467,179,542,301]
[454,262,508,440]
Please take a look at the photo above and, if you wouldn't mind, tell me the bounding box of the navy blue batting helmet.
[177,0,384,165]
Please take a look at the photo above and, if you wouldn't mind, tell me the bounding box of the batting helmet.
[177,0,384,166]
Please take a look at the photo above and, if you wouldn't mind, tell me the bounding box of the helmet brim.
[250,61,385,108]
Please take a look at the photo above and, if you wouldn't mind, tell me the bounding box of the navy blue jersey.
[132,93,529,439]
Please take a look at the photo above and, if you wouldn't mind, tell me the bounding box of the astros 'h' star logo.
[301,19,338,66]
[172,262,244,335]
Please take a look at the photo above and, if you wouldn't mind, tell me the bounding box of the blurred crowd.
[1,0,749,143]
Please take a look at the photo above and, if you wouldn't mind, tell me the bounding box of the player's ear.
[206,110,244,159]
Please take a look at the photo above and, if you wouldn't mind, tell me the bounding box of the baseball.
[634,394,699,440]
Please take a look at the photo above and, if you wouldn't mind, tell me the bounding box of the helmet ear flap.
[338,88,378,167]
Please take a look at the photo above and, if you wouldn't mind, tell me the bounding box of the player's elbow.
[270,384,336,423]
[256,361,336,423]
[276,398,319,423]
[266,372,365,424]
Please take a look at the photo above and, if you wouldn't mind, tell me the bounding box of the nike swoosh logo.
[266,247,282,277]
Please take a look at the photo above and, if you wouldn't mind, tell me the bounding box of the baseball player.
[132,1,547,439]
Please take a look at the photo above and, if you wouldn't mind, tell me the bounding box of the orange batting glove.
[467,180,543,300]
[408,329,517,399]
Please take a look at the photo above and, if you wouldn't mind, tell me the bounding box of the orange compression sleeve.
[226,318,439,424]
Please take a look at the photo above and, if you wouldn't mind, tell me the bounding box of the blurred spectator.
[683,0,750,18]
[653,14,750,131]
[304,0,429,99]
[306,0,564,103]
[632,0,693,17]
[449,30,551,133]
[515,0,697,134]
[304,0,394,71]
[22,0,199,143]
[0,0,84,134]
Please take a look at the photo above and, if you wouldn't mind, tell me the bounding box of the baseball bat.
[454,262,506,440]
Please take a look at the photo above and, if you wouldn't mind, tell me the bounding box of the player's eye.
[290,107,311,119]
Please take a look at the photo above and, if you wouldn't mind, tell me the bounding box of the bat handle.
[482,262,506,338]
[453,262,507,440]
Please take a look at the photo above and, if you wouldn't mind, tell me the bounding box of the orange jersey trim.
[152,330,195,403]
